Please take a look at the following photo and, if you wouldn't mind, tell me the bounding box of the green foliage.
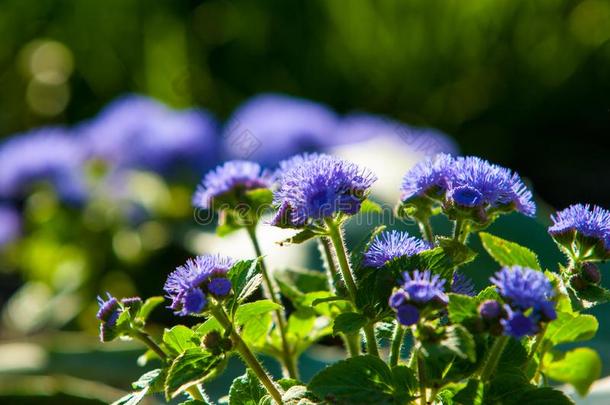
[543,348,602,396]
[163,325,198,355]
[228,370,268,405]
[277,229,319,246]
[447,293,478,324]
[164,348,223,400]
[226,259,263,313]
[480,232,541,270]
[332,312,368,336]
[544,311,598,346]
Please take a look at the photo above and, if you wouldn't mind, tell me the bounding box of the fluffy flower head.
[362,230,432,268]
[548,204,610,251]
[490,266,554,311]
[396,270,448,305]
[400,153,455,201]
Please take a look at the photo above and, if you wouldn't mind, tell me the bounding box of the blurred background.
[0,0,609,403]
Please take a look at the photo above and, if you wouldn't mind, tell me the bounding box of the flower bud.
[478,300,501,320]
[582,262,601,284]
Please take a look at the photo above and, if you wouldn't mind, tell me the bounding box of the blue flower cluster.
[96,293,142,342]
[548,204,610,259]
[400,153,535,220]
[489,266,556,338]
[271,154,377,227]
[389,270,448,326]
[363,230,432,268]
[164,254,235,316]
[193,160,272,210]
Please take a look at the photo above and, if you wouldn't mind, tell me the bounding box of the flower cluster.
[362,230,432,268]
[164,254,235,316]
[548,204,610,261]
[487,266,556,338]
[96,293,143,342]
[271,154,376,228]
[400,154,535,224]
[193,160,272,211]
[389,270,448,326]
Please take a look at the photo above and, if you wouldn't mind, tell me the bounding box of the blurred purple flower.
[222,94,339,165]
[0,204,21,247]
[80,94,219,174]
[362,230,432,268]
[0,127,87,202]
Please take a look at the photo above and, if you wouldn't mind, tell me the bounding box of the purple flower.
[0,127,87,202]
[400,153,455,202]
[96,293,121,327]
[501,306,539,338]
[271,154,376,227]
[164,254,235,316]
[549,204,610,251]
[396,304,420,326]
[193,160,272,210]
[451,271,475,296]
[0,205,21,248]
[81,94,219,173]
[449,156,535,217]
[362,230,432,268]
[478,300,502,320]
[396,270,448,305]
[208,278,232,297]
[222,94,339,165]
[490,266,555,311]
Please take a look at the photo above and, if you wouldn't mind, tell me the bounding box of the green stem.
[418,218,434,242]
[389,323,405,367]
[211,305,283,404]
[133,330,168,361]
[246,226,298,379]
[186,386,205,401]
[324,218,379,357]
[417,351,427,405]
[318,237,361,356]
[479,335,509,382]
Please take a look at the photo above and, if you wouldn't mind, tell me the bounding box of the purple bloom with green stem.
[390,269,448,326]
[400,153,455,202]
[362,230,432,268]
[271,154,376,227]
[548,204,610,251]
[96,293,121,327]
[193,160,272,210]
[164,254,235,316]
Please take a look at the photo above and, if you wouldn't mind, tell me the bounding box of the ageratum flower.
[451,271,476,296]
[193,160,272,210]
[164,254,235,316]
[81,94,219,173]
[490,266,556,338]
[222,93,339,165]
[449,156,535,217]
[271,154,376,228]
[362,230,432,268]
[400,153,455,202]
[389,270,448,326]
[0,205,21,248]
[0,127,86,202]
[548,204,610,259]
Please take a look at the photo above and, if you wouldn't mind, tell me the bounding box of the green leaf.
[136,296,164,322]
[453,379,484,405]
[479,232,541,270]
[244,188,273,208]
[498,338,528,369]
[227,259,261,310]
[195,317,223,336]
[487,367,575,405]
[277,229,318,246]
[512,387,574,404]
[235,300,281,324]
[275,268,329,296]
[360,199,383,214]
[281,385,318,405]
[572,284,610,309]
[391,365,418,401]
[132,368,164,393]
[332,312,368,336]
[178,400,211,405]
[228,370,267,405]
[164,348,222,400]
[111,391,148,405]
[286,309,316,340]
[543,347,602,396]
[442,324,476,362]
[447,293,478,324]
[308,355,397,404]
[235,300,281,345]
[544,311,598,345]
[475,286,500,302]
[163,325,198,355]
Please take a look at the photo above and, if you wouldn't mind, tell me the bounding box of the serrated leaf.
[332,312,367,336]
[453,379,484,405]
[137,296,164,322]
[475,286,500,302]
[308,355,396,404]
[480,232,541,270]
[513,387,574,404]
[572,284,610,309]
[229,370,267,405]
[448,293,478,324]
[227,259,261,311]
[360,199,383,214]
[544,311,598,345]
[543,347,602,396]
[443,324,476,362]
[277,229,318,246]
[391,365,418,399]
[164,348,222,400]
[163,325,198,355]
[282,385,318,404]
[111,390,148,405]
[235,300,281,345]
[132,368,164,392]
[195,317,223,336]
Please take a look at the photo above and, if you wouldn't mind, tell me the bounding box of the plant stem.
[452,218,470,243]
[318,237,361,357]
[418,218,434,242]
[324,218,379,357]
[479,335,509,382]
[389,323,405,367]
[186,386,205,401]
[246,226,298,379]
[417,350,427,405]
[211,305,283,404]
[133,330,168,361]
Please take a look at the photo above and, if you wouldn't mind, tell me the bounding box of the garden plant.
[96,152,607,405]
